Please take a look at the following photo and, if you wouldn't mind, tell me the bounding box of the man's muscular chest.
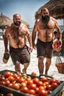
[38,20,55,30]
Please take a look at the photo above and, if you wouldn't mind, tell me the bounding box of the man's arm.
[32,22,37,48]
[4,26,9,53]
[26,26,33,51]
[55,20,62,40]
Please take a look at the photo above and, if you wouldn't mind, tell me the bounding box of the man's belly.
[9,38,26,48]
[9,42,26,48]
[38,36,53,42]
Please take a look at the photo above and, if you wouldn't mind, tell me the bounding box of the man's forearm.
[58,29,62,40]
[32,32,36,47]
[4,37,8,53]
[28,35,33,47]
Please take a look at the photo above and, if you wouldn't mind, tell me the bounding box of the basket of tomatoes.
[0,70,64,96]
[52,39,62,52]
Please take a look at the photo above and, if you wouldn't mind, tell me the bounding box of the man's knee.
[46,58,51,64]
[38,56,44,63]
[15,63,20,72]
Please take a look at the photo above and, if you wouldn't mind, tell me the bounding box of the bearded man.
[32,8,62,75]
[3,14,33,73]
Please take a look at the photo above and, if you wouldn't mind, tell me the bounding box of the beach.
[0,40,64,81]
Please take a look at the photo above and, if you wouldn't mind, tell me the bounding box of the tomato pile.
[0,71,61,96]
[52,40,61,49]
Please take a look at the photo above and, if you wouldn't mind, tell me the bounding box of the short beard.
[41,15,50,23]
[14,21,21,26]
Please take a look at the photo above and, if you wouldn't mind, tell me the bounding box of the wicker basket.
[56,63,64,74]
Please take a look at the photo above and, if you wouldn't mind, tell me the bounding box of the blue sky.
[0,0,63,27]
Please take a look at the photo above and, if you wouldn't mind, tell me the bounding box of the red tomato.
[17,77,25,83]
[12,83,20,90]
[55,80,61,85]
[25,77,31,81]
[0,76,5,81]
[20,82,27,88]
[28,83,37,90]
[41,77,48,82]
[49,78,56,84]
[20,86,28,93]
[27,79,33,85]
[37,81,43,87]
[13,73,18,78]
[4,72,13,78]
[8,76,15,82]
[52,82,58,90]
[0,81,6,85]
[35,87,39,94]
[46,84,52,90]
[39,86,45,90]
[8,83,13,88]
[31,72,36,76]
[33,78,40,85]
[43,82,49,86]
[5,80,10,86]
[39,89,48,96]
[28,89,36,95]
[17,72,22,77]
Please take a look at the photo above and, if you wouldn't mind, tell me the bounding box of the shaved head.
[41,8,49,15]
[13,14,21,19]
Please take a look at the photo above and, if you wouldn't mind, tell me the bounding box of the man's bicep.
[55,21,62,39]
[33,23,38,33]
[5,28,9,38]
[25,26,30,34]
[55,21,61,32]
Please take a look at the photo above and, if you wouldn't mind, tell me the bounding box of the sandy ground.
[0,40,64,81]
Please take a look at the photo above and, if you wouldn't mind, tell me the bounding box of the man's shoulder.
[34,19,40,27]
[21,23,28,29]
[21,23,26,27]
[50,16,57,22]
[7,24,12,29]
[35,19,40,23]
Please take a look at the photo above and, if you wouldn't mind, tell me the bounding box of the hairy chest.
[38,20,55,30]
[8,27,26,39]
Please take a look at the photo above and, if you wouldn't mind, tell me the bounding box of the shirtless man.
[32,8,62,75]
[4,14,33,73]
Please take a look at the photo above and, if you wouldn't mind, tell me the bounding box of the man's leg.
[38,56,44,75]
[15,62,21,72]
[45,58,51,75]
[22,63,29,73]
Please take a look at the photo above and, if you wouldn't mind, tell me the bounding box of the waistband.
[38,39,53,44]
[10,45,26,50]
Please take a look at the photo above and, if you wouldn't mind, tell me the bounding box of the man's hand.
[29,46,33,52]
[5,49,9,54]
[33,43,37,49]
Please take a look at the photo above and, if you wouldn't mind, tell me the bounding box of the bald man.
[32,8,62,75]
[4,14,33,73]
